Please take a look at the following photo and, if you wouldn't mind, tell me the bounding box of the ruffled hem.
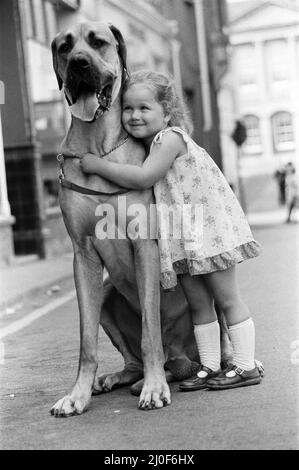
[160,240,262,290]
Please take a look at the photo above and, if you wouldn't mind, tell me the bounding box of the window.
[24,0,57,45]
[235,44,257,88]
[272,112,294,152]
[34,0,48,43]
[265,39,289,94]
[45,1,58,42]
[242,115,262,155]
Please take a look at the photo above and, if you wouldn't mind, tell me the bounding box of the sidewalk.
[0,208,296,313]
[0,253,73,312]
[247,208,291,226]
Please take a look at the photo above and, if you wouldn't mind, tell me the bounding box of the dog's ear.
[108,23,127,71]
[51,38,63,90]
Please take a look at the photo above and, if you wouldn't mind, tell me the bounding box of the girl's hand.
[80,154,97,174]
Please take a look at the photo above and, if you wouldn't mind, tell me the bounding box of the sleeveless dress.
[151,127,262,290]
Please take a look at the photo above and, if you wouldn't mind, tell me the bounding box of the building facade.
[227,0,299,212]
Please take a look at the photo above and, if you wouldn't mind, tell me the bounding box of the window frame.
[24,0,58,46]
[272,111,295,153]
[242,114,262,156]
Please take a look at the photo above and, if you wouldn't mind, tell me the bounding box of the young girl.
[80,70,263,391]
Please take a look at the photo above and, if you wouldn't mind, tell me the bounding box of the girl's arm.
[80,132,186,189]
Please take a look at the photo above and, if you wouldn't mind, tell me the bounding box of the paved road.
[0,224,298,450]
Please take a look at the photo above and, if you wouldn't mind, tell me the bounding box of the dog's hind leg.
[51,242,104,417]
[94,282,143,394]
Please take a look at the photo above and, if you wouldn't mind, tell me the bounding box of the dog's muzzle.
[64,57,116,122]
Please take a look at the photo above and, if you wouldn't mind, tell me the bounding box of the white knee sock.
[194,321,221,372]
[228,318,255,370]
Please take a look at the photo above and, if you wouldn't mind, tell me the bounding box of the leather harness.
[57,135,130,197]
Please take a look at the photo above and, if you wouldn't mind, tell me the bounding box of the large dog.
[50,22,231,417]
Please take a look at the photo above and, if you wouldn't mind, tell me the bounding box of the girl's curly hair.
[123,70,193,135]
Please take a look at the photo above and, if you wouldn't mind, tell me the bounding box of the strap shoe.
[179,365,221,392]
[206,364,262,390]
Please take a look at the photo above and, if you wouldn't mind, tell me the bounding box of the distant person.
[285,165,299,223]
[274,167,287,205]
[275,162,295,206]
[80,70,263,391]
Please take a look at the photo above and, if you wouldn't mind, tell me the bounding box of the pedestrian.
[285,164,299,223]
[80,70,263,391]
[274,166,287,205]
[274,162,295,206]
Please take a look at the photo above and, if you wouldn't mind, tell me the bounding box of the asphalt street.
[0,223,298,450]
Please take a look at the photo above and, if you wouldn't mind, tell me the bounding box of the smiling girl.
[80,70,263,391]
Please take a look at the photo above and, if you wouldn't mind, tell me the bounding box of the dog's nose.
[75,57,89,68]
[69,56,90,70]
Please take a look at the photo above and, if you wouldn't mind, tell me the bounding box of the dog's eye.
[59,43,71,54]
[92,38,107,49]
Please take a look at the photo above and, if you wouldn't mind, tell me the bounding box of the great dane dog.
[50,22,231,417]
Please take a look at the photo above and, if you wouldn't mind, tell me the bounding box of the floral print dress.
[151,127,262,290]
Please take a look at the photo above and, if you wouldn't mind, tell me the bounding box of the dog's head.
[51,22,127,122]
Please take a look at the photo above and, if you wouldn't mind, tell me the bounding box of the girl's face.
[122,84,170,147]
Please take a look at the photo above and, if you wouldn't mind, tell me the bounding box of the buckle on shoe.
[234,366,245,376]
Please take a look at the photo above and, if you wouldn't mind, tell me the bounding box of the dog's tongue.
[70,92,98,121]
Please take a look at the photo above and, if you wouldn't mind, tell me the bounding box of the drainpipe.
[193,0,213,132]
[168,20,184,103]
[0,107,11,217]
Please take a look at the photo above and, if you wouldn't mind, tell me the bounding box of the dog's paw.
[138,376,171,411]
[93,374,119,394]
[50,394,90,417]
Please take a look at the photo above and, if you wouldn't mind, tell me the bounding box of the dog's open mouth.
[66,79,113,122]
[95,83,113,118]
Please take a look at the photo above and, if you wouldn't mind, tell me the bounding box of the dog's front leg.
[133,239,171,410]
[51,242,103,417]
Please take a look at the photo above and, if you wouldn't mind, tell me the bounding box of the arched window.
[242,115,262,155]
[272,112,294,152]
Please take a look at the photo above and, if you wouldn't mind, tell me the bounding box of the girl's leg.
[178,274,221,391]
[203,265,250,327]
[179,273,217,326]
[204,266,255,370]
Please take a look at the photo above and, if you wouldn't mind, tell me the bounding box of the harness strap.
[57,153,129,197]
[60,178,128,196]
